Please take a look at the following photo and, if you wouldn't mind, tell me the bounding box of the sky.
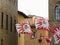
[18,0,48,19]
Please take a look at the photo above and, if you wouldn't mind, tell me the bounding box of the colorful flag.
[52,27,60,44]
[23,21,32,34]
[16,21,32,34]
[35,17,43,29]
[35,17,49,30]
[42,19,49,30]
[16,23,23,34]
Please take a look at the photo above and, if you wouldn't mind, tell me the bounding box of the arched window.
[55,5,60,20]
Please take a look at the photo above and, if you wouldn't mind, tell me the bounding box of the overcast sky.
[18,0,48,19]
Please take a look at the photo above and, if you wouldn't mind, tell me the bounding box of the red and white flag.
[16,23,23,34]
[23,21,32,34]
[35,17,49,30]
[35,17,43,29]
[52,27,60,44]
[16,21,32,34]
[42,19,49,30]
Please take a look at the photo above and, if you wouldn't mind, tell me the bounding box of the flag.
[16,23,23,34]
[35,17,49,30]
[16,21,32,34]
[42,19,49,30]
[52,27,60,44]
[23,21,32,34]
[35,17,43,29]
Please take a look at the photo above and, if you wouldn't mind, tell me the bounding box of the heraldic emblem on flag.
[23,21,32,34]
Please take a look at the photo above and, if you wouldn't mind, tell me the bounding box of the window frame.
[1,12,3,28]
[10,16,12,32]
[55,5,60,21]
[14,19,16,32]
[6,15,8,30]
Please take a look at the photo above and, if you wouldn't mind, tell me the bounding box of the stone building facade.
[17,11,49,45]
[49,0,60,45]
[0,0,18,45]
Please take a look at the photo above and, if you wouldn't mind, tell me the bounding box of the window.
[10,17,12,32]
[1,12,3,28]
[1,39,3,45]
[14,19,16,32]
[55,6,60,20]
[6,15,8,30]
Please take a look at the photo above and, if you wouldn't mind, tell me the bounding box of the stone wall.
[0,0,18,45]
[49,0,60,45]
